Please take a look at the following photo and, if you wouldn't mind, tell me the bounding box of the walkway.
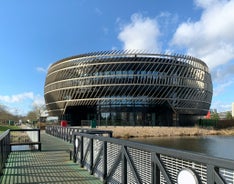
[0,132,102,184]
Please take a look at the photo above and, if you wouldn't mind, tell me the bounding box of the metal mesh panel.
[93,139,103,178]
[83,137,91,170]
[127,147,152,183]
[127,162,137,184]
[108,163,122,184]
[160,171,167,184]
[75,136,81,161]
[107,142,122,183]
[160,155,207,184]
[220,168,234,184]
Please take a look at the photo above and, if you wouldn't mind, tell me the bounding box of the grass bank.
[0,124,20,133]
[96,126,232,138]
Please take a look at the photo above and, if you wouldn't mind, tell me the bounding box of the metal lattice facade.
[44,50,213,126]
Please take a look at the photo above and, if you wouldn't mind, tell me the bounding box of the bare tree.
[25,104,46,122]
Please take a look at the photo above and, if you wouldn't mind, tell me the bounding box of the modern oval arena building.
[44,51,213,126]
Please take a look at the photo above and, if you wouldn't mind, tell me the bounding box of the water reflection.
[11,145,30,151]
[131,136,234,160]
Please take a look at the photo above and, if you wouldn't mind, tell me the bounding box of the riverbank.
[96,126,234,138]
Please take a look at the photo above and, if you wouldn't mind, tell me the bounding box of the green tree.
[226,111,233,120]
[210,112,220,120]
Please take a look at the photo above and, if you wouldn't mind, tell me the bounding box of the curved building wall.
[44,51,213,126]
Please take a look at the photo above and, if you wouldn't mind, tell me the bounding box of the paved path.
[1,132,102,184]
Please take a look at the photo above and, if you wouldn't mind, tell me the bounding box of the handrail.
[0,128,41,176]
[10,129,41,151]
[73,132,234,184]
[0,130,11,175]
[45,125,234,183]
[45,125,112,143]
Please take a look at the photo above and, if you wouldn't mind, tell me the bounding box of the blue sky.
[1,0,234,116]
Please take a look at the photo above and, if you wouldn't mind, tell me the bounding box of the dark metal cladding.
[44,50,213,126]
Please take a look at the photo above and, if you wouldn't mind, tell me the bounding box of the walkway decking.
[0,132,102,184]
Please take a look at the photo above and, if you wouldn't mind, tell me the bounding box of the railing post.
[38,129,41,151]
[151,161,156,184]
[69,129,71,143]
[80,136,84,167]
[207,164,214,184]
[207,165,226,184]
[73,134,77,163]
[52,126,55,136]
[122,146,127,184]
[0,130,10,175]
[103,141,107,181]
[70,129,73,143]
[151,152,160,184]
[66,128,69,142]
[63,127,65,140]
[0,140,3,174]
[6,132,10,155]
[63,127,65,139]
[90,138,93,174]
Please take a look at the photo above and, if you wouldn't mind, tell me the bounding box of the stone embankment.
[96,126,234,138]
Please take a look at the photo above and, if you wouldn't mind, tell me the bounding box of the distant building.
[44,51,213,126]
[38,110,58,123]
[218,111,232,120]
[218,112,227,120]
[210,109,217,114]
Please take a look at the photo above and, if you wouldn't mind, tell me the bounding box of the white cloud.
[102,27,109,35]
[118,13,161,52]
[95,8,103,16]
[0,92,45,116]
[213,80,234,97]
[0,92,34,103]
[210,101,232,112]
[36,67,47,73]
[36,63,52,73]
[171,0,234,69]
[32,95,45,108]
[194,0,220,9]
[211,62,234,82]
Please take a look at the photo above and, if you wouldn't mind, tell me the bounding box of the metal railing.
[73,132,234,184]
[45,125,112,143]
[0,130,10,175]
[10,129,41,151]
[45,126,234,183]
[0,128,41,175]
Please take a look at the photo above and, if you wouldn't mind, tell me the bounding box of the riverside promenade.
[0,131,102,184]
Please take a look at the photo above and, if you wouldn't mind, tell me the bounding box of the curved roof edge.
[50,50,208,69]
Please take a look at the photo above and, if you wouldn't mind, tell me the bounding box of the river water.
[11,145,30,151]
[131,135,234,160]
